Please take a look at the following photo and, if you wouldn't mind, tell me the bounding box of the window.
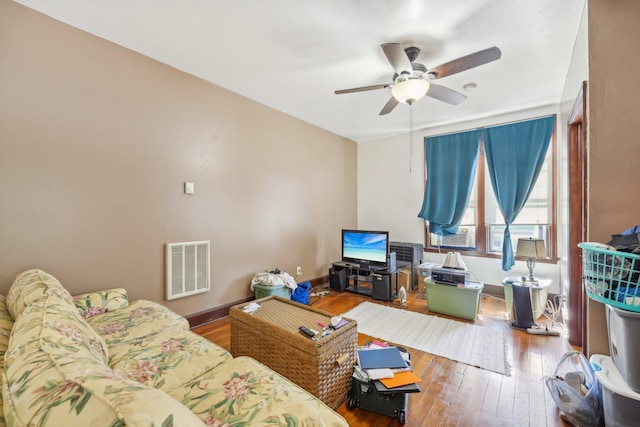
[425,122,555,259]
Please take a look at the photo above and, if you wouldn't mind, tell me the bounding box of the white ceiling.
[15,0,586,143]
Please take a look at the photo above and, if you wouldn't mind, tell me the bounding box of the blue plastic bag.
[291,281,311,305]
[621,225,640,235]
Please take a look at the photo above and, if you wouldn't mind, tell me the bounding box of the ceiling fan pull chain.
[409,103,413,173]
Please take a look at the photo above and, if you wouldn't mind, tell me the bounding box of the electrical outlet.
[296,266,302,276]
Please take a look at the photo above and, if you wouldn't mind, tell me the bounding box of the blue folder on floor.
[357,347,407,369]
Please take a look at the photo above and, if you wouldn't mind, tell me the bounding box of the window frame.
[424,118,557,262]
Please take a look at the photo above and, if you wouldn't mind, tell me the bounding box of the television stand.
[330,261,409,301]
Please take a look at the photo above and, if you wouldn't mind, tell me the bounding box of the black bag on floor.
[349,345,418,425]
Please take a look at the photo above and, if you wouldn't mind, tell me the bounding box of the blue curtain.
[483,116,555,271]
[418,130,481,236]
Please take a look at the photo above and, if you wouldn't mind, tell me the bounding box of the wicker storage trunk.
[230,296,358,409]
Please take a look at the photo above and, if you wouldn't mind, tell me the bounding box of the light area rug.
[342,301,511,376]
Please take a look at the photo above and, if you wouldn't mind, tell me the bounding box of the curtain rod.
[424,113,556,139]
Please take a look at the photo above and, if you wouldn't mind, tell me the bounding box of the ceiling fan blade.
[379,97,399,115]
[428,46,501,79]
[381,43,413,76]
[427,83,467,105]
[335,83,390,94]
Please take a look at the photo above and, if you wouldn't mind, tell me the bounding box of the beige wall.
[585,0,640,356]
[0,1,357,316]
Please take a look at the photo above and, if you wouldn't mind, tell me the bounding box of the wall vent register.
[166,240,210,300]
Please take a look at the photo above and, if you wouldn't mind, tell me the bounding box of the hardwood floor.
[192,286,575,427]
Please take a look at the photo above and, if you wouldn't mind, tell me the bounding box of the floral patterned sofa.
[0,269,348,426]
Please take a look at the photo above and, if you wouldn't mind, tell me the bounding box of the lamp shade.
[391,78,430,104]
[516,238,546,258]
[443,251,467,270]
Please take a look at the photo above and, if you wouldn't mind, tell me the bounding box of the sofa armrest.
[74,288,129,318]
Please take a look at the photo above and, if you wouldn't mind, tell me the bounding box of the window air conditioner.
[440,228,471,248]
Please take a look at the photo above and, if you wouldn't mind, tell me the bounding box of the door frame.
[567,81,587,347]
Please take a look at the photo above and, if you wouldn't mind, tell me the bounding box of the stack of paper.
[378,370,422,389]
[354,341,421,390]
[357,346,407,369]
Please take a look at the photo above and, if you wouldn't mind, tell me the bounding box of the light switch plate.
[184,182,195,194]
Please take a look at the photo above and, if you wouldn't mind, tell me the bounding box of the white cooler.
[590,354,640,427]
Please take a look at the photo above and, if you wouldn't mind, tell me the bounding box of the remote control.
[299,326,317,338]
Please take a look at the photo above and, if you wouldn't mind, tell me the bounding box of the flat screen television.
[341,229,389,269]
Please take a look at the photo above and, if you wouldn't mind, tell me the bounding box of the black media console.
[329,260,410,301]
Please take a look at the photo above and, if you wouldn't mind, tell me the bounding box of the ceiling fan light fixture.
[463,82,478,91]
[391,78,430,104]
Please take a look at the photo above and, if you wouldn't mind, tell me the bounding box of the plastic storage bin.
[606,304,640,392]
[417,262,439,277]
[591,354,640,427]
[424,279,483,320]
[253,283,291,300]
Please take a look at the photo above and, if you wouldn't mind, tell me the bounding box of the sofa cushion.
[0,295,13,361]
[5,269,108,367]
[2,352,205,427]
[73,288,129,319]
[6,269,74,320]
[170,356,348,427]
[87,299,189,346]
[5,299,108,369]
[108,328,232,392]
[0,295,14,427]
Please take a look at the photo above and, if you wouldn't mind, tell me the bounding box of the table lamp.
[443,251,467,270]
[516,238,546,283]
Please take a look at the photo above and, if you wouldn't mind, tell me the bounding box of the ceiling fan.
[335,43,501,115]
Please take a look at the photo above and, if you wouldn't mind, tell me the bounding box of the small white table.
[502,276,551,320]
